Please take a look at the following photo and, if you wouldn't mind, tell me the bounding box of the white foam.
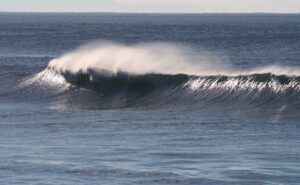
[21,69,69,88]
[184,77,300,93]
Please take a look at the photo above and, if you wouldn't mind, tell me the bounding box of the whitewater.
[22,42,300,106]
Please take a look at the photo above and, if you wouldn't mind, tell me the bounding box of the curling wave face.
[21,42,300,110]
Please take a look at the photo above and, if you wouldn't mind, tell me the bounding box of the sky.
[0,0,300,13]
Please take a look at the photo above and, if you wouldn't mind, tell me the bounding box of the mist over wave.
[48,42,300,77]
[48,41,227,76]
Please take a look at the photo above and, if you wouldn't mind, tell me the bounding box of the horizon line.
[0,11,300,14]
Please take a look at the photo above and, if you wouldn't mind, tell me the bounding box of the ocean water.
[0,13,300,184]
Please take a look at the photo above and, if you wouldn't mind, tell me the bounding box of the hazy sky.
[1,0,300,13]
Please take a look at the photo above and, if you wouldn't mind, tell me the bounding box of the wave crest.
[48,42,300,77]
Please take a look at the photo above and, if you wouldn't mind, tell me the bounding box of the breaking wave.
[20,42,300,109]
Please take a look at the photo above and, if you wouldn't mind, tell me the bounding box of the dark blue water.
[0,13,300,184]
